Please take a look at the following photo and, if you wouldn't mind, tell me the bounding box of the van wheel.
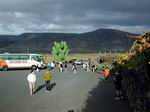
[3,66,8,71]
[31,65,37,70]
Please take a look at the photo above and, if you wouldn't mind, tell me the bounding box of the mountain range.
[0,29,137,53]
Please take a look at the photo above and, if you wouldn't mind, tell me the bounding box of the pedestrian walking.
[47,63,52,71]
[72,62,77,73]
[36,64,40,72]
[99,58,104,63]
[114,70,123,100]
[64,61,68,72]
[91,65,97,72]
[44,70,52,92]
[104,67,110,79]
[27,70,36,96]
[82,62,87,70]
[51,61,55,69]
[47,61,55,71]
[87,58,91,72]
[59,62,63,72]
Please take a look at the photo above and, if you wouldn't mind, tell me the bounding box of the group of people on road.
[27,59,124,101]
[58,61,68,72]
[103,66,123,100]
[58,61,78,73]
[102,66,123,100]
[47,58,95,73]
[27,69,52,96]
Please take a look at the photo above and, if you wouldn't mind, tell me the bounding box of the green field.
[43,53,123,63]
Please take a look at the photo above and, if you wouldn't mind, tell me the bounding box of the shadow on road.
[34,84,45,94]
[1,68,46,71]
[81,77,132,112]
[0,68,30,71]
[49,82,56,91]
[33,82,56,94]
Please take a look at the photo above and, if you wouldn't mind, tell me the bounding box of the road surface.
[0,65,132,112]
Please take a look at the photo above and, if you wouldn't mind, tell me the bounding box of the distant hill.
[0,29,137,53]
[0,35,18,48]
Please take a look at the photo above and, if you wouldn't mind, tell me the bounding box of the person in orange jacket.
[104,67,110,79]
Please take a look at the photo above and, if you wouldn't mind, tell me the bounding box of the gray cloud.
[0,0,149,34]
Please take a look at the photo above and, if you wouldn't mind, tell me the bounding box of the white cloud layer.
[0,0,149,34]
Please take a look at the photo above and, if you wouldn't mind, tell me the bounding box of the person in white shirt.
[59,62,63,72]
[51,61,55,68]
[83,62,87,70]
[27,70,36,96]
[72,62,77,73]
[36,64,40,72]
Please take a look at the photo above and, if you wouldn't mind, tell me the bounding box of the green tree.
[52,41,69,61]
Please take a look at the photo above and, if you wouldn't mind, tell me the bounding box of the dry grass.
[42,53,123,63]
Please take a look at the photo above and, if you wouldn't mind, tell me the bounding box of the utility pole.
[109,50,112,55]
[99,51,101,57]
[27,46,30,53]
[104,51,107,56]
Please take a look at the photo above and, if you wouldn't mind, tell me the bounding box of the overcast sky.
[0,0,149,35]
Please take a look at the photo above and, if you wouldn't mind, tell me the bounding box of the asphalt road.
[0,65,132,112]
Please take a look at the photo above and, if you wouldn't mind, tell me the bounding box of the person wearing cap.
[44,70,52,92]
[27,70,36,96]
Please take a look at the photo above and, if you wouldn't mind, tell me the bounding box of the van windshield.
[31,55,43,62]
[39,56,45,63]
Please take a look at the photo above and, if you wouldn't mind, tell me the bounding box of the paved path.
[0,65,132,112]
[82,77,132,112]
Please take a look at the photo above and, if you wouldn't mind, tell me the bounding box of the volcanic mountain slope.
[0,29,137,53]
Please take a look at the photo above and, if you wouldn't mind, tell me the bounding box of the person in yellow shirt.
[44,70,52,92]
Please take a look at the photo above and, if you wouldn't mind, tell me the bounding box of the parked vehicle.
[69,59,77,63]
[0,53,46,70]
[74,60,83,65]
